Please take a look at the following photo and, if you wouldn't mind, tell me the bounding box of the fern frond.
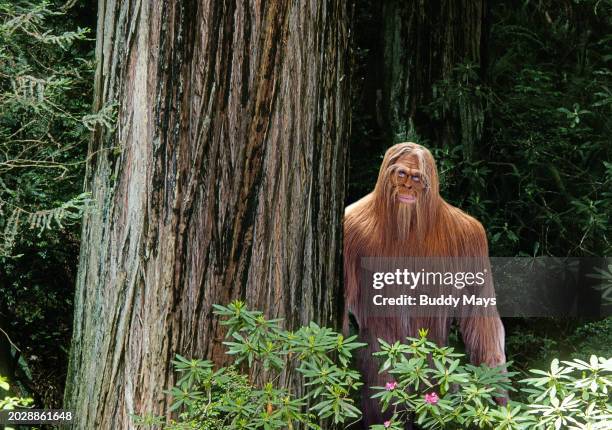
[0,192,91,257]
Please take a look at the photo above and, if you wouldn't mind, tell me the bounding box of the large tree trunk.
[382,0,488,158]
[64,1,350,428]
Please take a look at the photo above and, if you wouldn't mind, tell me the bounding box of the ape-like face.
[371,143,441,242]
[391,154,425,205]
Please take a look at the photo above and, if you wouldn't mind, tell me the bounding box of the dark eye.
[398,171,407,178]
[411,175,420,182]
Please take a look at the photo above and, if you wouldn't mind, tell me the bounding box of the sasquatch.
[344,142,506,428]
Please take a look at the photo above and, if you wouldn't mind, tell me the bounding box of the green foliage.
[480,0,612,257]
[0,0,94,257]
[0,375,33,409]
[568,318,612,359]
[520,356,612,429]
[369,329,612,430]
[587,264,612,306]
[503,317,612,379]
[427,62,492,161]
[370,329,517,429]
[136,301,365,429]
[1,374,34,430]
[0,0,94,408]
[134,362,255,430]
[137,317,612,430]
[506,328,560,372]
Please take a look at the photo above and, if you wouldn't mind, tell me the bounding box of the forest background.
[0,0,610,421]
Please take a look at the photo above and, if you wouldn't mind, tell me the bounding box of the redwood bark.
[64,1,350,428]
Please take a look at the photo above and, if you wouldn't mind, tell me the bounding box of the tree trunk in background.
[382,0,488,158]
[64,1,350,428]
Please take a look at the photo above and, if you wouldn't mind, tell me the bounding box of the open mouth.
[397,194,416,203]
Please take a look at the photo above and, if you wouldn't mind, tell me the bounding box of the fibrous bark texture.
[64,1,350,428]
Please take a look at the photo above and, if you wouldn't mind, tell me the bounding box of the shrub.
[137,306,612,429]
[370,329,612,430]
[0,375,33,430]
[135,301,365,429]
[569,318,612,359]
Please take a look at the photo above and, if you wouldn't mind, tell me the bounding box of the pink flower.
[424,392,439,405]
[384,381,398,391]
[384,420,392,428]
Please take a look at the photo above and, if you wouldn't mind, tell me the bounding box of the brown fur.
[344,142,506,428]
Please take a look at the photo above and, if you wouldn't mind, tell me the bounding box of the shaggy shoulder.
[344,193,373,218]
[343,194,375,252]
[438,201,489,256]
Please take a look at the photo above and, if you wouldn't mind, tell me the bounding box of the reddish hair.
[343,142,506,427]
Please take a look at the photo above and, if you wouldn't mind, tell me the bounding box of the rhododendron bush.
[370,330,611,430]
[134,304,611,430]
